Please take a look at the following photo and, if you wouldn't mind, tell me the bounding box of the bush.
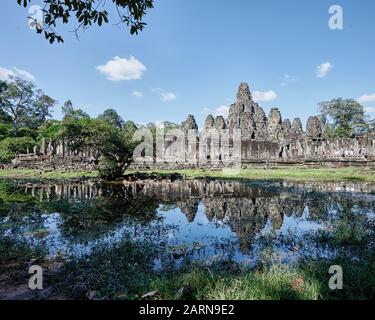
[0,136,36,163]
[37,121,63,142]
[0,149,14,164]
[17,127,37,139]
[0,124,12,140]
[0,136,36,154]
[98,157,124,180]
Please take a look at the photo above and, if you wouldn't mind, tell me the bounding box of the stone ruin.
[7,138,98,170]
[167,82,375,168]
[7,82,375,170]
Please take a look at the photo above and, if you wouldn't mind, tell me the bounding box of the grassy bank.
[0,168,98,180]
[0,167,375,182]
[138,167,375,183]
[2,236,374,300]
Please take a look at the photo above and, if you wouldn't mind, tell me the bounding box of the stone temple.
[174,82,375,168]
[8,83,375,170]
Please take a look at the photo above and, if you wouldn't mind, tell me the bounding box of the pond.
[1,177,375,270]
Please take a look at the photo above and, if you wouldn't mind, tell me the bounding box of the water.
[1,178,375,268]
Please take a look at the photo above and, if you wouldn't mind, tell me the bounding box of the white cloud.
[161,92,176,102]
[365,107,375,114]
[252,90,277,102]
[281,74,297,87]
[357,93,375,104]
[200,106,229,118]
[150,87,176,102]
[133,91,144,98]
[215,105,229,118]
[96,56,146,81]
[200,107,212,115]
[0,67,35,82]
[316,62,333,78]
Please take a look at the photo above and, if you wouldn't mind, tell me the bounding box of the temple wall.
[4,82,375,170]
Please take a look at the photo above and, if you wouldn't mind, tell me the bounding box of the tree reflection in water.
[1,178,375,264]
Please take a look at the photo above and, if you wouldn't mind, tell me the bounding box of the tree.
[319,98,369,138]
[17,0,154,44]
[60,116,92,152]
[97,108,124,128]
[61,99,74,117]
[0,136,36,163]
[32,90,56,125]
[61,117,138,180]
[37,120,63,143]
[0,77,35,135]
[61,100,89,120]
[0,110,12,124]
[92,120,138,180]
[0,81,13,124]
[123,120,138,134]
[369,118,375,132]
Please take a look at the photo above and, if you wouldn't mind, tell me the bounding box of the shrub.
[0,136,36,163]
[0,136,36,154]
[0,149,14,164]
[0,124,12,140]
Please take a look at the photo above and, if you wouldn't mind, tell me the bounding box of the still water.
[1,178,375,268]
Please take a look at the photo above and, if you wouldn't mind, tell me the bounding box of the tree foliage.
[17,0,154,44]
[97,108,124,128]
[0,77,55,135]
[319,98,369,138]
[32,90,56,125]
[0,78,35,135]
[60,117,138,180]
[0,136,36,163]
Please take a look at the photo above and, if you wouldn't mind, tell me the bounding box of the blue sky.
[1,0,375,128]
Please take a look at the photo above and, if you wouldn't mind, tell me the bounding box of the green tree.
[32,90,56,126]
[369,118,375,132]
[94,120,138,180]
[37,120,63,143]
[0,110,12,125]
[60,116,92,152]
[0,81,11,124]
[61,118,138,180]
[17,0,154,44]
[0,78,35,136]
[97,108,124,128]
[123,120,138,134]
[61,100,89,120]
[0,136,36,163]
[319,98,369,138]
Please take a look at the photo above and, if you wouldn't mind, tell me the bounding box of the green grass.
[0,168,98,180]
[0,238,46,274]
[51,238,321,300]
[150,264,321,300]
[1,167,374,182]
[133,167,375,182]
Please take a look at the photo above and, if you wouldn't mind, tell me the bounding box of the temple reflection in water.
[19,179,375,254]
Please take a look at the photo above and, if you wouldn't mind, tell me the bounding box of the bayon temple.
[8,83,375,170]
